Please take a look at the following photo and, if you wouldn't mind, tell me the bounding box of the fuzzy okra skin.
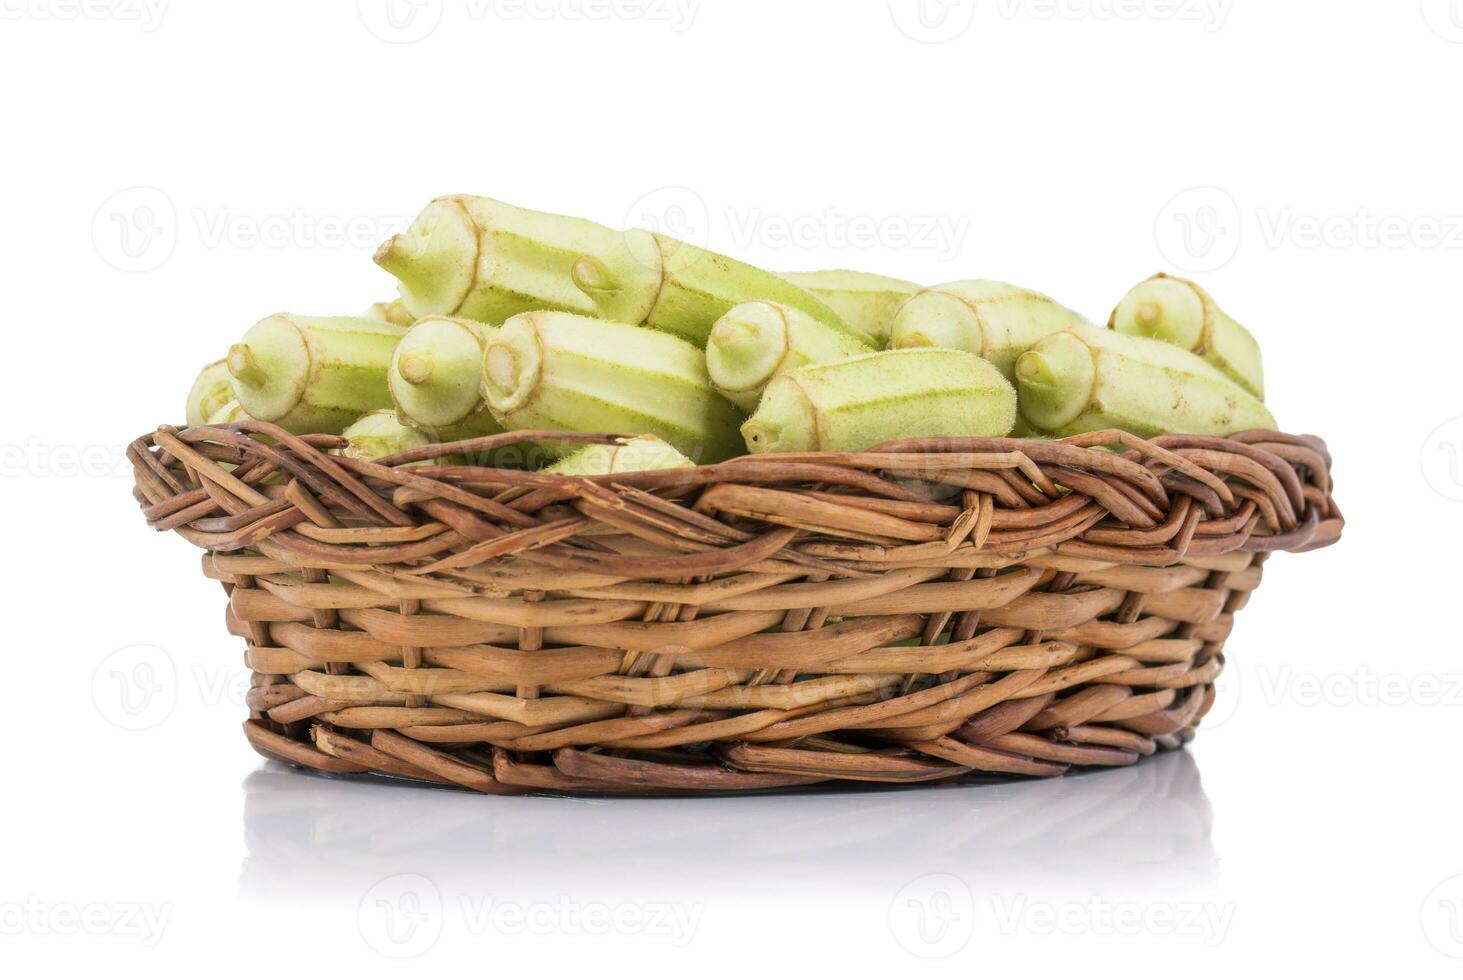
[227,314,406,435]
[783,269,921,348]
[389,315,504,442]
[1109,273,1265,399]
[186,359,235,427]
[481,310,746,463]
[1016,325,1277,438]
[889,279,1092,378]
[374,195,625,323]
[544,435,694,475]
[706,300,873,411]
[570,230,863,347]
[741,348,1017,454]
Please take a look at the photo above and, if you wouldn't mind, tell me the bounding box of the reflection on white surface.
[241,749,1217,907]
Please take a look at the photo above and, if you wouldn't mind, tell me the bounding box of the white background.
[1,0,1460,974]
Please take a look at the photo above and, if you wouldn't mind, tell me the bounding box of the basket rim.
[131,421,1342,569]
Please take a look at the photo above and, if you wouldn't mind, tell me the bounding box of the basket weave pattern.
[131,423,1341,794]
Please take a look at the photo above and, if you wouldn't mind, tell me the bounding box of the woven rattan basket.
[130,423,1341,795]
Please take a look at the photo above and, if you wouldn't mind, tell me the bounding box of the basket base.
[242,718,1198,798]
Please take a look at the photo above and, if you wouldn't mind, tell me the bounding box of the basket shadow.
[240,748,1217,905]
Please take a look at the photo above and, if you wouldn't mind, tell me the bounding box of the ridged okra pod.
[337,410,434,462]
[374,195,625,323]
[889,279,1091,378]
[1109,273,1265,399]
[185,359,235,427]
[227,314,406,434]
[782,269,921,348]
[481,311,745,463]
[706,300,872,411]
[544,435,693,475]
[740,348,1017,454]
[1015,326,1276,438]
[389,315,504,443]
[569,230,861,347]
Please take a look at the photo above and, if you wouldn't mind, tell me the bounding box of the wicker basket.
[130,423,1341,795]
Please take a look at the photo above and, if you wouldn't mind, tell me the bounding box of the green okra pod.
[186,359,235,427]
[570,230,862,347]
[889,279,1092,378]
[227,314,406,435]
[1015,325,1276,438]
[544,435,694,475]
[740,348,1017,454]
[389,315,504,444]
[336,410,435,462]
[1109,273,1265,399]
[374,195,625,323]
[782,269,921,348]
[481,310,745,463]
[706,300,872,411]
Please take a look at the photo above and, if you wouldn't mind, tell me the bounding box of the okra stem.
[226,344,268,388]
